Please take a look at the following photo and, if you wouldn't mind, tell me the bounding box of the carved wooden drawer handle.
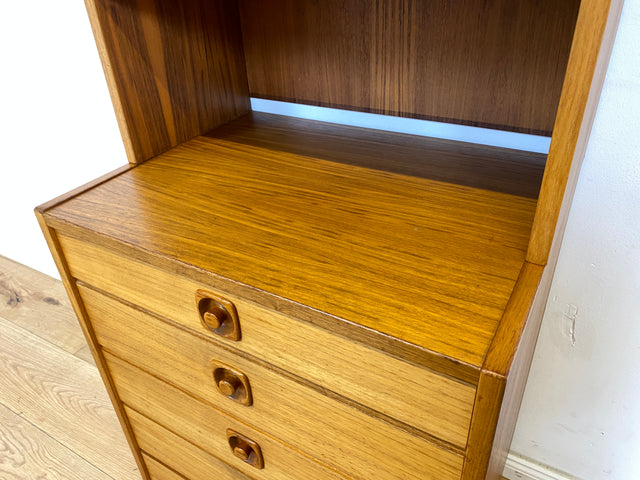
[212,361,253,406]
[195,290,241,341]
[227,429,264,469]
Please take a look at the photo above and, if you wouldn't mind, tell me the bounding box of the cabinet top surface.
[46,113,542,370]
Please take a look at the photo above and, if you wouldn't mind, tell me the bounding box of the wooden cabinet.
[36,1,622,479]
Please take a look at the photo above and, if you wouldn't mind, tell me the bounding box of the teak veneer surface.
[83,284,465,473]
[143,454,190,480]
[240,0,581,135]
[45,113,542,372]
[64,245,474,447]
[127,408,252,480]
[109,350,444,480]
[86,0,250,163]
[107,355,357,480]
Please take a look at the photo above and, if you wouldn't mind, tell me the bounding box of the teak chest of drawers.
[36,1,621,479]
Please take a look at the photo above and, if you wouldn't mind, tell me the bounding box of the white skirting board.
[504,453,579,480]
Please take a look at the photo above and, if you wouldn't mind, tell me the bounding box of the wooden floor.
[0,254,140,480]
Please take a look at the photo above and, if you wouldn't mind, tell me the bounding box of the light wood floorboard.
[0,255,93,364]
[0,255,139,479]
[0,402,113,480]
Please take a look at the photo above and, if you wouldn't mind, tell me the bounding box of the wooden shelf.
[45,112,544,380]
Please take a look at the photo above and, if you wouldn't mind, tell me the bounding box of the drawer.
[143,454,201,480]
[59,233,475,448]
[80,284,464,480]
[111,354,351,480]
[128,406,252,480]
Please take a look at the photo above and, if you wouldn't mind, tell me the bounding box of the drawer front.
[81,284,464,480]
[127,407,251,480]
[112,355,351,480]
[143,454,196,480]
[59,233,474,447]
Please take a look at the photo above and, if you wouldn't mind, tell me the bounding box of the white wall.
[510,0,640,478]
[0,1,126,278]
[1,2,639,479]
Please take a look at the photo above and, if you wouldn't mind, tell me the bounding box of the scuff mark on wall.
[563,303,578,347]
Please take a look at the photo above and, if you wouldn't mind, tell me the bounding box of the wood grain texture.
[483,263,545,377]
[0,255,87,360]
[87,292,464,480]
[0,316,140,480]
[209,113,547,199]
[85,0,250,163]
[34,1,618,477]
[240,0,580,135]
[461,373,506,480]
[500,11,623,474]
[0,403,113,480]
[66,240,475,447]
[44,112,539,374]
[143,454,190,480]
[461,262,543,480]
[34,215,150,480]
[34,164,133,216]
[106,354,356,480]
[74,344,97,365]
[527,0,621,265]
[127,408,252,480]
[482,264,555,480]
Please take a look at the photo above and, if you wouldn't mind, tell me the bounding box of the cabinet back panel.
[239,0,581,135]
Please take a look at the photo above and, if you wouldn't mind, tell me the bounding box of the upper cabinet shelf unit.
[37,1,622,479]
[91,0,581,163]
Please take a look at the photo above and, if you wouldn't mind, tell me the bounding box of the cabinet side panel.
[527,0,623,265]
[465,1,624,477]
[85,0,250,163]
[240,0,580,135]
[481,262,554,479]
[33,213,150,480]
[462,373,506,480]
[461,263,543,480]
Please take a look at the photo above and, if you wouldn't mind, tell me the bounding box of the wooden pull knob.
[233,445,251,462]
[203,310,224,329]
[227,429,264,469]
[212,362,253,406]
[195,290,241,341]
[217,378,240,397]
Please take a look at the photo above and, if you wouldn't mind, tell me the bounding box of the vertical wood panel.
[483,263,553,479]
[461,372,506,480]
[86,0,250,163]
[459,1,622,473]
[461,262,543,480]
[527,0,622,265]
[34,213,151,480]
[240,0,580,135]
